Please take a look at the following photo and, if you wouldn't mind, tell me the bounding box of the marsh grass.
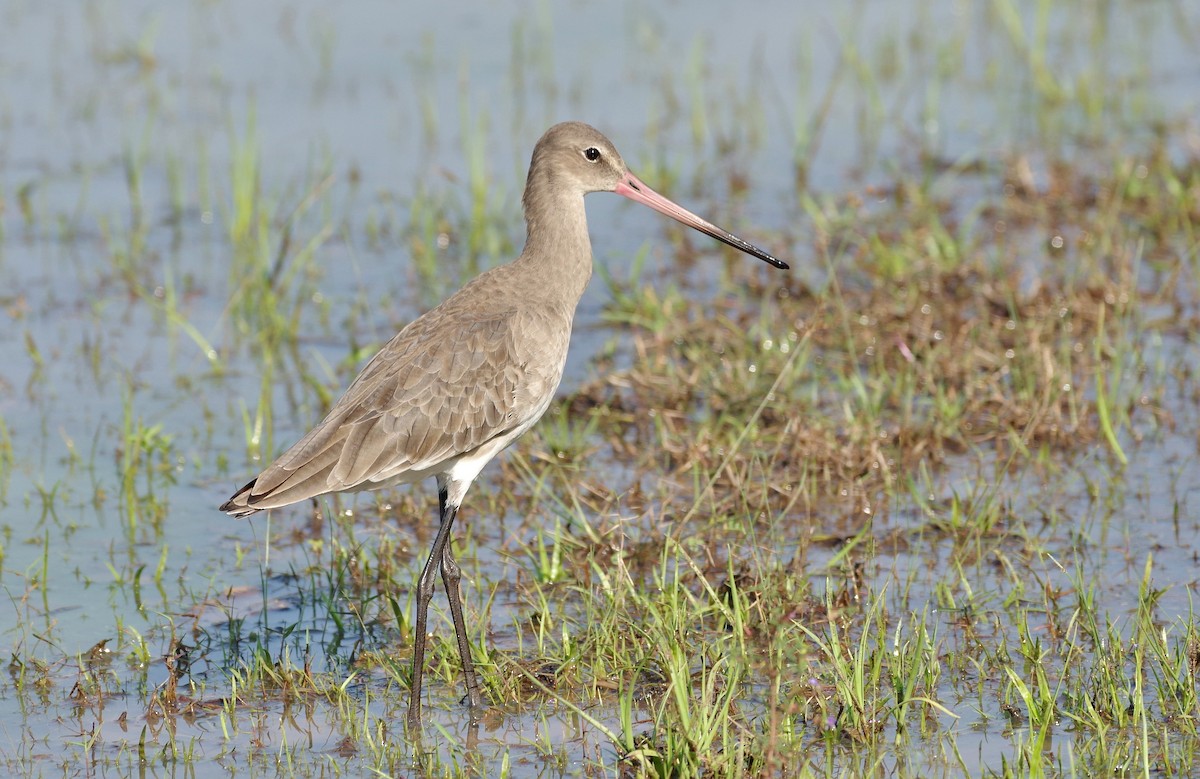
[5,2,1200,777]
[11,168,1199,773]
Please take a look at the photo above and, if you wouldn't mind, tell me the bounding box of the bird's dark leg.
[438,485,483,712]
[407,491,460,731]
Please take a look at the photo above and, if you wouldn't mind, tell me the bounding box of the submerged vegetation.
[0,0,1198,777]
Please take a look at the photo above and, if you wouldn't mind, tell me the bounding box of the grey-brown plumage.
[220,121,787,730]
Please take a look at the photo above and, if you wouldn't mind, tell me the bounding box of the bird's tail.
[220,478,263,518]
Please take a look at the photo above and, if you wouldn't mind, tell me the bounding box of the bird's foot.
[463,693,488,724]
[405,705,424,740]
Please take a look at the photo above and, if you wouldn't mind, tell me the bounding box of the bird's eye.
[583,147,601,162]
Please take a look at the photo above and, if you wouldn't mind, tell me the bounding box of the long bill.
[614,172,789,270]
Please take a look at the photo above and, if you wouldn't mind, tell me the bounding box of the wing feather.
[222,285,570,516]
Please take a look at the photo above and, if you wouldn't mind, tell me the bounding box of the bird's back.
[221,262,575,516]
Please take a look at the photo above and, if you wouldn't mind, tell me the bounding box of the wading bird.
[221,121,787,728]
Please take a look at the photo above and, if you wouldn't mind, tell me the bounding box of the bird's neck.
[518,187,593,307]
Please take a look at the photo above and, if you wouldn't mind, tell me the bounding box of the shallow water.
[1,0,1199,776]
